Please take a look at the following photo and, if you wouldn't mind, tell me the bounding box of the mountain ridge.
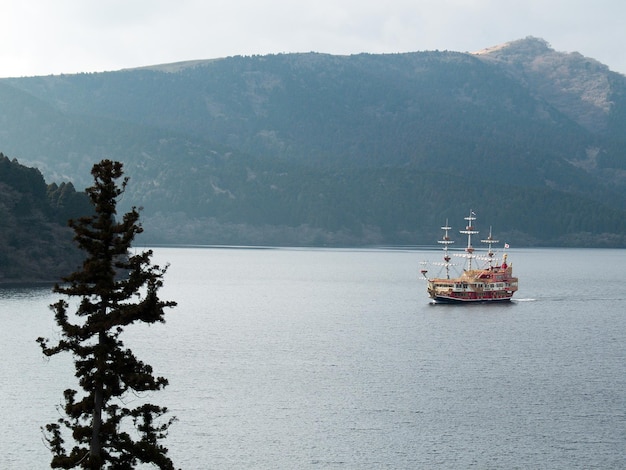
[474,36,616,133]
[2,37,626,247]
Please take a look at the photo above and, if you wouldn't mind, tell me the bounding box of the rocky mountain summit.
[475,37,616,133]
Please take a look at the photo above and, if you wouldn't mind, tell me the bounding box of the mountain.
[0,154,91,282]
[1,36,626,247]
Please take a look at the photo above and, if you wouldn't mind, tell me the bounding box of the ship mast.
[459,210,479,270]
[437,219,454,279]
[481,226,499,268]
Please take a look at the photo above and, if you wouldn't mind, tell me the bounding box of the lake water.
[2,247,626,469]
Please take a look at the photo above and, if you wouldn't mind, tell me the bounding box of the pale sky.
[1,0,625,78]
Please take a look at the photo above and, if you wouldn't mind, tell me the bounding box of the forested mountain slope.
[2,37,626,246]
[0,154,91,282]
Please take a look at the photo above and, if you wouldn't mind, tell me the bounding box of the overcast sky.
[1,0,625,78]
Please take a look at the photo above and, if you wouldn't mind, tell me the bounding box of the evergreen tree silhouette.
[38,160,177,469]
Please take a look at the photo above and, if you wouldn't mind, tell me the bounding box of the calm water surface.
[1,247,626,469]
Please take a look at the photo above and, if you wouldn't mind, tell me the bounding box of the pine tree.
[37,160,177,469]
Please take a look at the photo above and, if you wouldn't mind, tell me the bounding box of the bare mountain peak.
[473,36,607,72]
[474,36,552,57]
[474,36,613,132]
[124,58,224,73]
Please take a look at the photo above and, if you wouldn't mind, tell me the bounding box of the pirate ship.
[422,211,518,303]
